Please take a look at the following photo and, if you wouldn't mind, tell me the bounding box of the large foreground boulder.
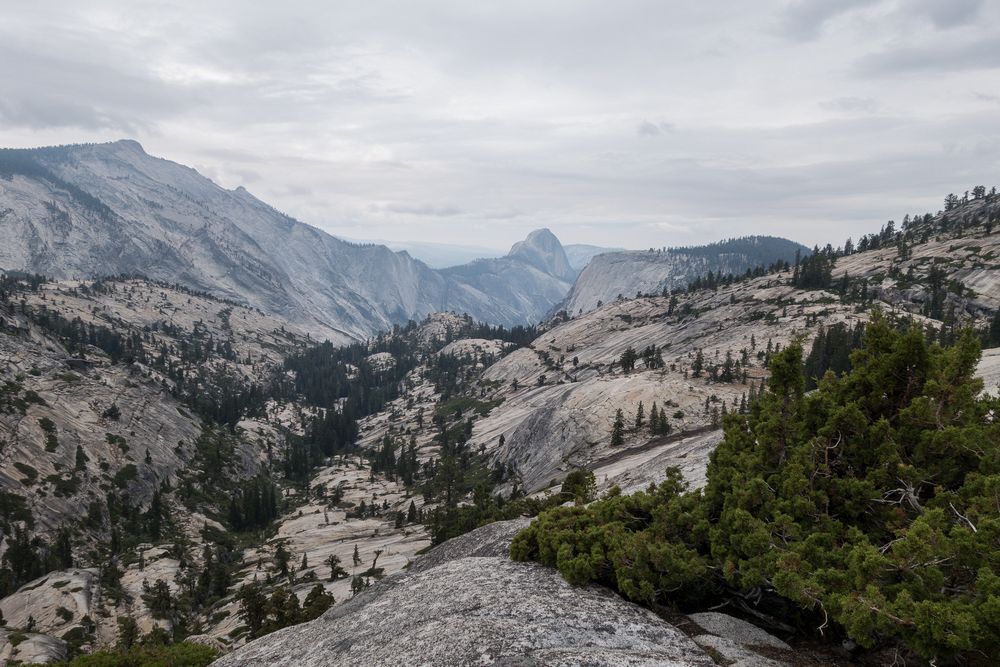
[213,520,715,666]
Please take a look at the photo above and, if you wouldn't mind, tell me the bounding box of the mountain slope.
[563,243,622,272]
[3,190,999,664]
[0,141,572,342]
[210,193,1000,666]
[440,230,574,325]
[356,197,1000,500]
[506,228,576,281]
[560,235,808,315]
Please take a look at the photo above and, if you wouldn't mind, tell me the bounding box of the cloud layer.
[1,0,998,249]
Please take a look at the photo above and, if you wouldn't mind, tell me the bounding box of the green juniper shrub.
[512,312,1000,663]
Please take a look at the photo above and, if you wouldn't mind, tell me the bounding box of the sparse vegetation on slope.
[512,314,1000,663]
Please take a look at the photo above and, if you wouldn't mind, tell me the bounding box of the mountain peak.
[112,139,145,152]
[507,228,575,280]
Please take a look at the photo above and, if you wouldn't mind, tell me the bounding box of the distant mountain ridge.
[563,243,623,271]
[0,141,573,342]
[560,236,808,315]
[506,228,576,281]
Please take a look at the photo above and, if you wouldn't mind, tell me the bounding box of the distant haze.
[1,1,998,249]
[347,239,506,269]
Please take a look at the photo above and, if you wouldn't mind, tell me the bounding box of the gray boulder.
[687,612,793,667]
[213,520,714,666]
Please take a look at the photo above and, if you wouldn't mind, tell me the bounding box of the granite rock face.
[0,628,67,664]
[0,141,572,341]
[687,612,794,667]
[560,237,806,316]
[212,520,715,667]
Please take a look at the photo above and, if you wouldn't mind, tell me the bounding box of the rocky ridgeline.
[213,518,815,667]
[470,282,864,494]
[560,236,807,316]
[0,141,575,340]
[0,311,204,534]
[21,278,316,379]
[458,202,1000,497]
[345,203,1000,510]
[0,277,316,536]
[0,304,491,661]
[1,194,999,663]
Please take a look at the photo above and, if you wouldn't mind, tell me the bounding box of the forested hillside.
[2,187,999,665]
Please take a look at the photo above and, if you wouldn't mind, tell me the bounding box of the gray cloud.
[383,203,464,217]
[855,37,1000,76]
[911,0,984,28]
[637,120,674,137]
[774,0,881,40]
[0,0,997,251]
[819,97,877,114]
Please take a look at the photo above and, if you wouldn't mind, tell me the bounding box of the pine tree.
[303,584,335,619]
[657,410,670,435]
[620,347,638,372]
[634,402,644,429]
[274,542,291,577]
[990,310,1000,347]
[611,409,625,446]
[75,444,88,471]
[326,554,347,581]
[116,616,139,649]
[406,500,417,523]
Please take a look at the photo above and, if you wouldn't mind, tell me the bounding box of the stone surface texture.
[212,520,715,667]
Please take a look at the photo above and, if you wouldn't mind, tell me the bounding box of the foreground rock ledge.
[212,519,714,666]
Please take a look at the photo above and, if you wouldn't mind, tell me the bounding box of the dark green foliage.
[112,464,137,489]
[302,583,335,618]
[791,245,836,290]
[326,554,348,581]
[286,315,535,467]
[513,314,1000,662]
[236,581,332,640]
[619,347,637,372]
[75,445,89,471]
[226,476,279,532]
[10,297,269,427]
[52,641,217,666]
[117,617,139,649]
[987,310,1000,348]
[0,490,33,532]
[284,333,421,415]
[559,469,596,504]
[14,462,38,484]
[670,235,806,266]
[273,542,292,577]
[803,321,865,390]
[141,579,174,620]
[235,580,268,638]
[692,349,704,377]
[0,524,70,596]
[641,345,665,369]
[610,409,625,446]
[38,416,59,451]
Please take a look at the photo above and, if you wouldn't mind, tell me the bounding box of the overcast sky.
[1,0,998,251]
